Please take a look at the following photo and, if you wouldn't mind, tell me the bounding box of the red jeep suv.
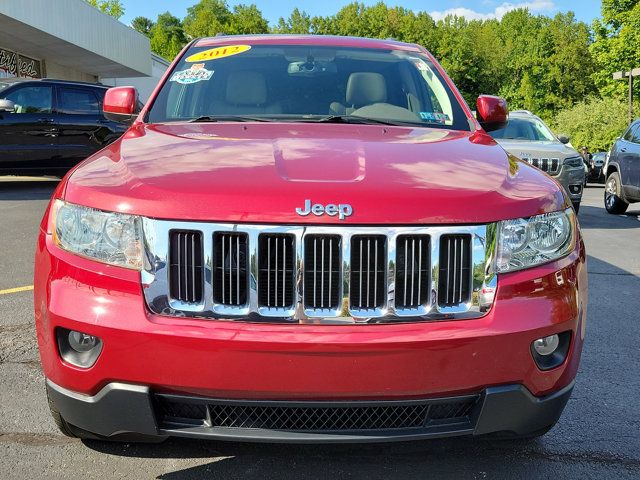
[35,35,587,443]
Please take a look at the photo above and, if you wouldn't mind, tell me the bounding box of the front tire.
[604,172,629,214]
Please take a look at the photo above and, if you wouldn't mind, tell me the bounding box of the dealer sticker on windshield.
[170,64,213,84]
[185,45,251,63]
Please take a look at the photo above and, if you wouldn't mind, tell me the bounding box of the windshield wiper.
[309,115,402,126]
[188,115,273,123]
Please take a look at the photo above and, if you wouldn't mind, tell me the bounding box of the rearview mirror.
[103,87,139,124]
[476,95,508,132]
[557,134,570,144]
[0,99,15,113]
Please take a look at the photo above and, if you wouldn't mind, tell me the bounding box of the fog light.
[56,328,103,368]
[530,331,571,371]
[568,184,582,194]
[533,334,559,356]
[68,331,99,353]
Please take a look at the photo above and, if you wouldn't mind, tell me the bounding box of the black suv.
[0,79,129,176]
[604,119,640,214]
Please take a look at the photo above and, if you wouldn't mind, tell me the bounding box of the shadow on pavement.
[578,205,639,228]
[0,179,58,201]
[84,435,576,479]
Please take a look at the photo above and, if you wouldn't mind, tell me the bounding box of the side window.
[623,124,638,142]
[630,124,640,144]
[4,85,53,113]
[58,88,100,115]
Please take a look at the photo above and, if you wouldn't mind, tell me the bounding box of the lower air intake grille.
[258,234,295,309]
[169,230,203,303]
[395,235,430,309]
[438,235,472,307]
[304,235,342,310]
[350,236,386,310]
[154,395,480,432]
[213,233,248,306]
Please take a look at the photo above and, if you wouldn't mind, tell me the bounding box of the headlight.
[563,156,583,168]
[52,200,143,269]
[496,209,575,273]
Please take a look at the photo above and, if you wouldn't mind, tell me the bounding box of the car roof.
[195,34,423,52]
[0,78,106,89]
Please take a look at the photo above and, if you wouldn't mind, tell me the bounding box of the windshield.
[489,116,556,142]
[146,44,469,129]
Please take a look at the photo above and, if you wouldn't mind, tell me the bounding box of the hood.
[63,123,566,224]
[495,139,579,160]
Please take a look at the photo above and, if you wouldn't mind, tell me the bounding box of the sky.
[120,1,603,27]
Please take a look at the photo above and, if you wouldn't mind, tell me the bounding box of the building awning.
[0,0,151,78]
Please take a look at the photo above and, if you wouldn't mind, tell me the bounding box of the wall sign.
[0,47,43,79]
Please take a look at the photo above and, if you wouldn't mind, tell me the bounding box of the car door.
[0,84,58,171]
[55,86,113,169]
[626,123,640,196]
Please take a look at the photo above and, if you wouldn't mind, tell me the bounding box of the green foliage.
[273,8,312,34]
[84,0,124,19]
[591,1,640,101]
[131,16,154,36]
[183,0,268,37]
[149,12,188,61]
[552,97,633,151]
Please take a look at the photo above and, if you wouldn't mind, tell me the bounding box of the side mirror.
[0,99,15,113]
[558,134,570,144]
[103,87,139,124]
[476,95,508,132]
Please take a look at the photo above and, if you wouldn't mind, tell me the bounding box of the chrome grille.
[438,235,472,307]
[304,235,342,311]
[168,230,203,304]
[143,223,495,323]
[527,157,560,174]
[395,235,430,310]
[350,236,386,311]
[213,233,248,306]
[259,234,295,309]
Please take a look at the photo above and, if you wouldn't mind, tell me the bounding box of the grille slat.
[213,233,248,306]
[526,157,560,174]
[259,234,295,309]
[169,231,204,304]
[304,235,341,310]
[395,235,430,309]
[350,236,386,311]
[438,235,472,307]
[155,395,479,432]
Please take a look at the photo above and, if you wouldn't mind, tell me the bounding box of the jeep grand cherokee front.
[35,35,587,443]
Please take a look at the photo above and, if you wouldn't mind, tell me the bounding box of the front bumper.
[35,228,587,441]
[46,379,575,442]
[554,166,585,201]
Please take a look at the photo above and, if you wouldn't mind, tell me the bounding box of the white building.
[0,0,169,100]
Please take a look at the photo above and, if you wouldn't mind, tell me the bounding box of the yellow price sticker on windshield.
[186,45,251,62]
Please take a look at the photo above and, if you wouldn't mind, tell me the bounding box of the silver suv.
[489,110,585,212]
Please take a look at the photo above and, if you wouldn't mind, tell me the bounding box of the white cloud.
[429,1,555,21]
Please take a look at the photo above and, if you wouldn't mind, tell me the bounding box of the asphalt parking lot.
[0,179,638,479]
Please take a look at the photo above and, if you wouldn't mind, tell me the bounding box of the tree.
[149,12,188,61]
[273,8,313,34]
[553,97,633,151]
[183,0,231,37]
[591,1,640,100]
[84,0,124,19]
[132,16,154,36]
[227,4,269,34]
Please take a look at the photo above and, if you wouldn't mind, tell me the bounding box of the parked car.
[488,110,585,212]
[37,35,586,444]
[604,120,640,213]
[589,152,606,183]
[0,78,129,176]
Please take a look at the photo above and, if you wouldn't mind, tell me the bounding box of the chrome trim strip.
[142,222,497,324]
